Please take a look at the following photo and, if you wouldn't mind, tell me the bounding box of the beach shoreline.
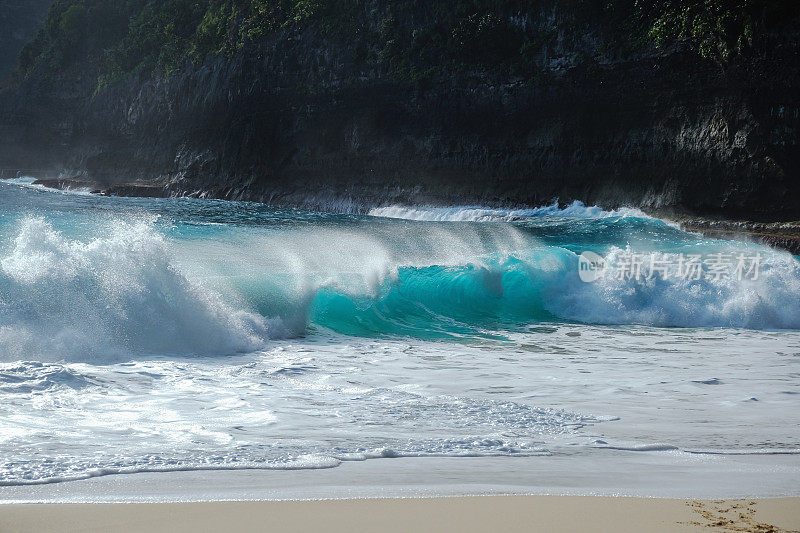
[2,455,799,531]
[2,454,799,504]
[2,496,799,533]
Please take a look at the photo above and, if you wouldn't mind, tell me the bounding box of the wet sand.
[2,496,799,533]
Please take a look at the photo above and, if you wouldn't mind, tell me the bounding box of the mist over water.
[1,184,798,360]
[0,180,798,488]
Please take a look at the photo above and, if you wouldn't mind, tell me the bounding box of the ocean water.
[0,178,798,488]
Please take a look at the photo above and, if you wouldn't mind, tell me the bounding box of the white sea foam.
[1,213,798,366]
[0,187,798,491]
[543,247,800,329]
[0,454,344,487]
[0,177,93,195]
[368,201,649,221]
[1,329,798,488]
[0,217,280,361]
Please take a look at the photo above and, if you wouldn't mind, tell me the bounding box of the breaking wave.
[0,217,281,361]
[310,246,800,337]
[367,201,649,221]
[1,210,799,361]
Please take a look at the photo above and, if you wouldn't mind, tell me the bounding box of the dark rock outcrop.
[0,2,798,222]
[676,217,800,254]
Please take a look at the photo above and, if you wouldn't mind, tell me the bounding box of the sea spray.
[367,201,650,221]
[2,209,800,361]
[0,180,799,492]
[0,217,280,361]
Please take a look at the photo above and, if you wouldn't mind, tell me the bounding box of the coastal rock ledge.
[0,1,798,230]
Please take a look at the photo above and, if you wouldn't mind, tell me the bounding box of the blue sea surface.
[0,178,798,488]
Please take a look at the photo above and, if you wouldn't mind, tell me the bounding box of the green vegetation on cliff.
[14,0,800,90]
[644,0,797,60]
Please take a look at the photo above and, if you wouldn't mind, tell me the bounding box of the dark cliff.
[1,0,799,220]
[0,0,51,85]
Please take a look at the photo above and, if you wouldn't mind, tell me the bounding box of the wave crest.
[2,214,799,360]
[309,247,800,335]
[368,201,649,222]
[0,217,279,361]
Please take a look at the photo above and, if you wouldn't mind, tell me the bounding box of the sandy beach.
[1,496,799,533]
[1,456,799,533]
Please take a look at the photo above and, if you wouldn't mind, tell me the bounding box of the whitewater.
[0,178,798,492]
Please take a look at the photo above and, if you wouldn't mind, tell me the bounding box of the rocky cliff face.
[0,0,52,85]
[1,1,798,221]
